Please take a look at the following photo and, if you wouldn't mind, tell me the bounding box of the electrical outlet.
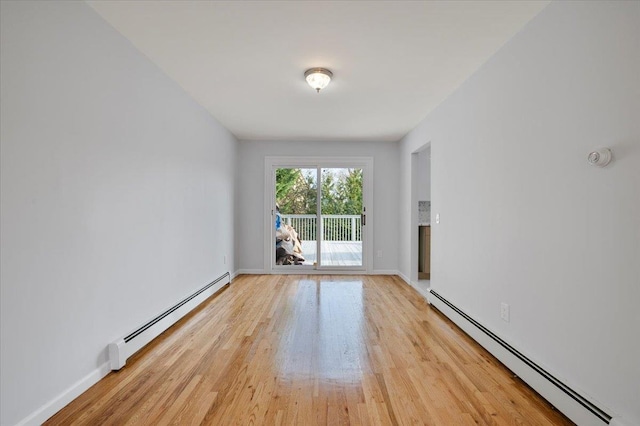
[501,303,510,322]
[377,250,383,258]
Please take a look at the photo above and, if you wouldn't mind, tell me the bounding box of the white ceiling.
[88,1,549,142]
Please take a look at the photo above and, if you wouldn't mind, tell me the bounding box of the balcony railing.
[280,214,361,242]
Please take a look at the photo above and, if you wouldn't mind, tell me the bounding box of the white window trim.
[263,156,374,274]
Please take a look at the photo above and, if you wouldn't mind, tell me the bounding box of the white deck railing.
[280,214,361,242]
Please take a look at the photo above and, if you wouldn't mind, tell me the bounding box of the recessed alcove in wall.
[410,142,431,294]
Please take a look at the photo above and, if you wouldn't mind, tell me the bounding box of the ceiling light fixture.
[304,68,333,93]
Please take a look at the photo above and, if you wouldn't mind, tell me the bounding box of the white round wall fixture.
[587,148,612,167]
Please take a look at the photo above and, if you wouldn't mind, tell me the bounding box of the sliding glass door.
[274,167,318,266]
[267,158,372,272]
[319,168,363,267]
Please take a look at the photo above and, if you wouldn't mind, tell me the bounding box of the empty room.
[1,1,638,425]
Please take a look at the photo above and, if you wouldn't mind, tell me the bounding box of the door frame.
[264,156,374,274]
[410,142,431,284]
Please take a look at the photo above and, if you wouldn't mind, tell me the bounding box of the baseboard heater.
[108,272,231,371]
[429,289,612,425]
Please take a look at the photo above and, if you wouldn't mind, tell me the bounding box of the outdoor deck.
[299,240,362,266]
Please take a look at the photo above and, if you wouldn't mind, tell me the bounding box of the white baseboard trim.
[427,289,612,426]
[397,271,411,285]
[609,418,633,426]
[371,269,399,275]
[235,269,266,275]
[236,269,403,276]
[395,272,431,302]
[15,362,111,426]
[412,284,431,300]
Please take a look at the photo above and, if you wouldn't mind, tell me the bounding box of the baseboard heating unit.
[108,272,230,370]
[426,289,625,426]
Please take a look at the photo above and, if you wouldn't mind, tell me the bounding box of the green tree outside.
[276,168,363,241]
[276,168,362,215]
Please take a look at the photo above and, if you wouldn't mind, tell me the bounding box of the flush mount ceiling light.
[304,68,333,93]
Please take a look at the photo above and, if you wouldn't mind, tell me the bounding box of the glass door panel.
[274,168,317,267]
[320,168,363,267]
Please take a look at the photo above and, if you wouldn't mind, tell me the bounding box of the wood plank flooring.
[46,275,573,425]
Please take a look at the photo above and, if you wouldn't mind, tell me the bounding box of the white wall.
[399,1,639,424]
[236,140,399,273]
[0,2,237,425]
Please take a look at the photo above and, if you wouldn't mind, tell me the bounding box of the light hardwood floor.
[46,275,573,425]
